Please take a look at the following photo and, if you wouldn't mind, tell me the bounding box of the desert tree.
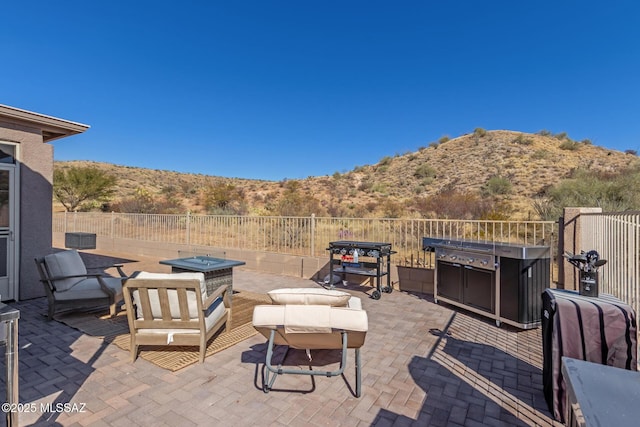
[53,166,117,212]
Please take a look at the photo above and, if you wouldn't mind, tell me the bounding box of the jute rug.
[55,290,271,371]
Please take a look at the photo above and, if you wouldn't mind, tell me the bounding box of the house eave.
[0,104,90,142]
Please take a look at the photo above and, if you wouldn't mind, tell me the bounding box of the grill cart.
[327,241,396,300]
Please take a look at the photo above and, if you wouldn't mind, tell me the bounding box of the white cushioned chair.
[122,271,231,363]
[252,287,368,397]
[35,250,126,320]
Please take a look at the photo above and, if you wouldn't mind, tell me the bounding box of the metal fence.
[54,212,558,270]
[580,211,640,318]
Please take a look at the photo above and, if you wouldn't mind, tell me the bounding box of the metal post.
[310,214,315,257]
[1,304,20,427]
[186,212,191,246]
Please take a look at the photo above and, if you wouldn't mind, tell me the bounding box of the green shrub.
[554,132,569,141]
[531,149,551,160]
[540,167,640,220]
[371,183,388,194]
[559,140,580,151]
[483,176,512,196]
[379,156,393,166]
[473,128,487,138]
[512,134,533,145]
[414,164,437,179]
[413,190,493,219]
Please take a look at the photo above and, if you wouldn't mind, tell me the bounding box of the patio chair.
[122,271,231,363]
[35,249,126,320]
[252,288,368,397]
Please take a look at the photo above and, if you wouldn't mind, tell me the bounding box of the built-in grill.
[423,237,551,329]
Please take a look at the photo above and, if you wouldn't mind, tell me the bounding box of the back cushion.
[268,288,351,307]
[132,271,207,319]
[44,250,87,292]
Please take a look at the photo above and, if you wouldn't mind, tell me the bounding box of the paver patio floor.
[1,250,561,426]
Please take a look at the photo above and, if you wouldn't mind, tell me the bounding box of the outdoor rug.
[54,290,271,371]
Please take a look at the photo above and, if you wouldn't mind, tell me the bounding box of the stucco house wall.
[0,104,88,300]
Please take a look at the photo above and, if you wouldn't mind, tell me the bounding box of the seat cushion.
[55,276,123,301]
[131,272,207,319]
[137,297,227,342]
[252,304,368,349]
[44,250,87,292]
[268,288,351,307]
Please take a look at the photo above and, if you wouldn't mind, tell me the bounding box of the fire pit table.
[160,255,245,297]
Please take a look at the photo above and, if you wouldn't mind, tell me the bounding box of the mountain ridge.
[54,129,639,218]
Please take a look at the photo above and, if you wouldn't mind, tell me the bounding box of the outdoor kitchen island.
[423,237,551,329]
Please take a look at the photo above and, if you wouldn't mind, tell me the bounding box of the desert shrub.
[274,180,325,216]
[625,149,638,156]
[358,180,373,192]
[380,199,405,218]
[581,139,592,145]
[537,129,552,136]
[429,141,439,149]
[483,176,512,196]
[531,149,551,160]
[407,153,418,161]
[473,128,487,138]
[370,183,388,194]
[379,156,393,166]
[201,182,246,214]
[332,171,342,180]
[512,134,533,145]
[538,167,640,220]
[559,140,580,151]
[414,164,437,179]
[413,190,493,219]
[420,177,434,186]
[438,135,450,144]
[554,132,569,141]
[531,197,556,221]
[112,187,184,214]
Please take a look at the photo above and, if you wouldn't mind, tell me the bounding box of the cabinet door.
[437,261,463,302]
[463,267,495,313]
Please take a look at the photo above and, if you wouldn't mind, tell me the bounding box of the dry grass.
[55,130,639,218]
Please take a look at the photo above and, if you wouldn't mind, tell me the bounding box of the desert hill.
[54,130,639,219]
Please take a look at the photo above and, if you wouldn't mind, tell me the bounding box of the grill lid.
[422,237,550,260]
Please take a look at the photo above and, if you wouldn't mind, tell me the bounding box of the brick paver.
[0,250,563,426]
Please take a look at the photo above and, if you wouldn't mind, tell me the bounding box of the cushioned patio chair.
[35,249,126,320]
[122,271,231,363]
[252,288,368,397]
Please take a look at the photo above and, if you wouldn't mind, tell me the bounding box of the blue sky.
[2,1,639,180]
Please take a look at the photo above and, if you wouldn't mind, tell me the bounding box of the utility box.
[65,232,97,250]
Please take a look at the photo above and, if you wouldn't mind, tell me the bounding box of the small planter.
[65,232,97,250]
[397,265,434,294]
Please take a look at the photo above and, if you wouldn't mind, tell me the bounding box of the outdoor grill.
[423,237,551,329]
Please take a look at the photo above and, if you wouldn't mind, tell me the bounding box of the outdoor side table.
[562,357,640,427]
[159,256,245,296]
